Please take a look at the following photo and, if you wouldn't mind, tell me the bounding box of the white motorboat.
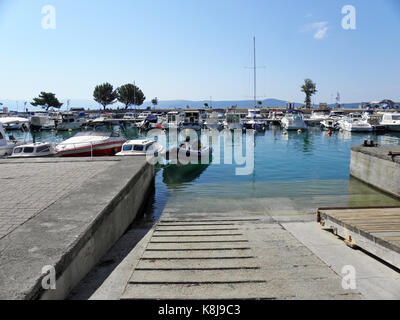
[140,115,163,130]
[0,116,30,130]
[0,123,28,157]
[30,113,56,131]
[280,111,307,131]
[320,118,339,131]
[164,137,212,163]
[268,111,284,125]
[9,142,56,158]
[162,111,182,130]
[57,112,87,131]
[380,113,400,132]
[204,112,222,130]
[328,110,345,120]
[307,110,330,126]
[243,108,266,131]
[180,110,202,131]
[116,139,165,157]
[338,113,373,132]
[55,126,126,157]
[224,113,243,131]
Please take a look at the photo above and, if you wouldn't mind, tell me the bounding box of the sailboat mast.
[253,36,257,108]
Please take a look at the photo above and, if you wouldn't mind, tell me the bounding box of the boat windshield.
[133,145,144,151]
[123,145,133,151]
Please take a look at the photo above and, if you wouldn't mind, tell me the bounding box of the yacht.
[181,110,202,131]
[268,111,284,125]
[280,111,307,131]
[243,108,266,131]
[0,116,30,130]
[30,113,57,131]
[116,139,164,157]
[9,142,56,158]
[0,123,28,157]
[338,113,373,132]
[162,111,182,130]
[55,125,126,157]
[56,112,87,131]
[140,115,163,130]
[224,113,243,131]
[308,110,330,126]
[380,113,400,132]
[328,110,345,120]
[320,118,340,131]
[204,112,222,130]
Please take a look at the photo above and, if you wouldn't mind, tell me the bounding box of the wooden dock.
[317,206,400,269]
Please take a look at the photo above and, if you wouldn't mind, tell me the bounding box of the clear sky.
[0,0,399,104]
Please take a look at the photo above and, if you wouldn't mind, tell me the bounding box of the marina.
[1,0,400,304]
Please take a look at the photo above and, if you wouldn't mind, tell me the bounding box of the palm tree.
[301,79,317,108]
[151,97,158,110]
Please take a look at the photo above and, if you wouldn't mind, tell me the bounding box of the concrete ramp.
[121,217,362,300]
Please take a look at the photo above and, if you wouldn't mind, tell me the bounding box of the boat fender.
[297,129,302,134]
[282,131,287,135]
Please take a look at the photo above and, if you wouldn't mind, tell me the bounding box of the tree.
[93,83,117,111]
[204,103,209,108]
[151,97,158,109]
[257,101,262,107]
[301,79,317,108]
[31,92,63,110]
[117,84,146,109]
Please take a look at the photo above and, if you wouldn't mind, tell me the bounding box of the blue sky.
[0,0,399,104]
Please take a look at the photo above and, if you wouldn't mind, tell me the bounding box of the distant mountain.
[0,98,397,111]
[0,98,300,111]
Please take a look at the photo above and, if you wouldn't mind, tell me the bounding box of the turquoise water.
[10,126,400,219]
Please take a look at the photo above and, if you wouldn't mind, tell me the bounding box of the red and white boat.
[55,131,126,157]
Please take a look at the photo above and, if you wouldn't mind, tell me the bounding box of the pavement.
[0,157,153,300]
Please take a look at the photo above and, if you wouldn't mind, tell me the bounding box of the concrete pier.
[350,145,400,198]
[0,156,154,300]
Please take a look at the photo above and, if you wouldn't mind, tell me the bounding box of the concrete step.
[136,258,259,270]
[156,226,240,231]
[153,230,243,236]
[146,242,251,250]
[129,270,265,284]
[150,236,248,243]
[121,282,277,300]
[142,249,254,259]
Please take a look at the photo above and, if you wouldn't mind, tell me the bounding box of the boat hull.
[56,141,124,157]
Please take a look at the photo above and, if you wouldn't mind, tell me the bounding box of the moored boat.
[9,142,56,158]
[116,139,164,157]
[55,127,126,157]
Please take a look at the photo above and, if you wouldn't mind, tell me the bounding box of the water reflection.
[163,163,210,186]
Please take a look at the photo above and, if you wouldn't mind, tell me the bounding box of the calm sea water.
[11,126,400,220]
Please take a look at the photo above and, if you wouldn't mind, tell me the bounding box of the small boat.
[380,113,400,132]
[55,126,126,157]
[164,137,212,164]
[30,113,57,131]
[243,108,266,131]
[162,111,182,130]
[56,112,87,131]
[180,110,202,131]
[307,110,330,126]
[320,118,339,131]
[280,111,307,131]
[0,123,28,157]
[9,142,56,158]
[0,116,30,130]
[116,139,164,157]
[338,113,373,132]
[223,113,243,131]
